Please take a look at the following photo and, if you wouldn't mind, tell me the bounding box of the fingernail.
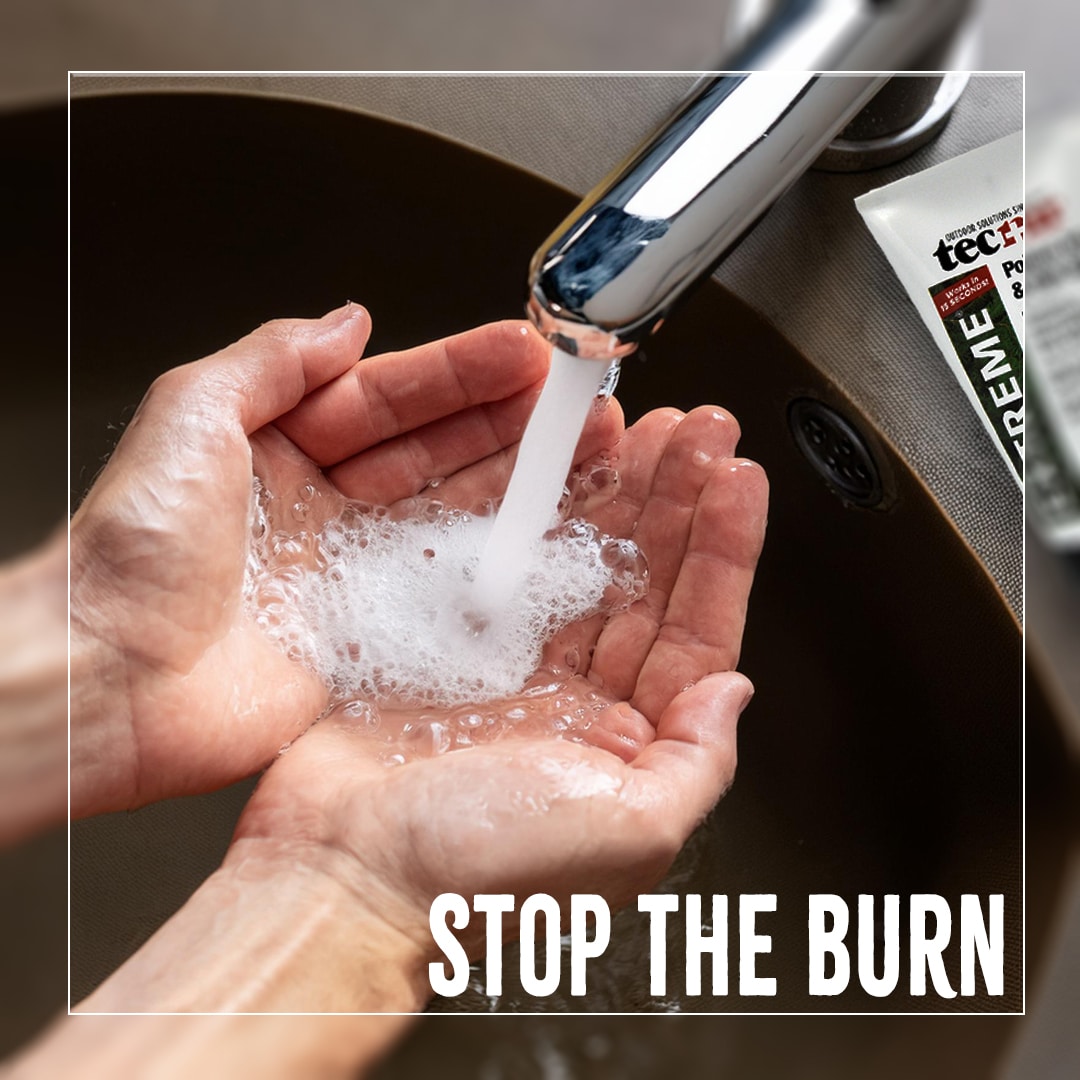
[322,301,365,325]
[739,683,755,715]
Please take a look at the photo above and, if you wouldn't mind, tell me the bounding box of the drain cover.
[788,398,883,508]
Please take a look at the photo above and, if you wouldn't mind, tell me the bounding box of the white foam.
[245,489,646,710]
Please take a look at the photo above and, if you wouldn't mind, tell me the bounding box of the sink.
[54,91,1072,1072]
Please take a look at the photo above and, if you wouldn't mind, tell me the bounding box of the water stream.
[470,346,615,615]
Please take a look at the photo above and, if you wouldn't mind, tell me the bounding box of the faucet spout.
[527,72,888,359]
[525,0,977,359]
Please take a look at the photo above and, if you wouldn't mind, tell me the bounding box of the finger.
[134,304,371,440]
[576,701,656,764]
[631,458,768,723]
[629,671,752,827]
[588,407,742,704]
[275,321,550,467]
[431,395,625,512]
[580,407,685,538]
[325,383,543,505]
[538,407,684,674]
[248,425,345,543]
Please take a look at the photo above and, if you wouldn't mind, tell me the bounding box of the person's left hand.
[71,306,623,815]
[228,405,767,967]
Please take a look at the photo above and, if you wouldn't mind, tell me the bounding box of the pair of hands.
[70,303,768,1008]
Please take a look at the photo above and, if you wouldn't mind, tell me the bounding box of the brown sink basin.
[42,90,1072,1074]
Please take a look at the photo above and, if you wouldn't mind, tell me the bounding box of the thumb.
[631,671,753,829]
[135,302,371,438]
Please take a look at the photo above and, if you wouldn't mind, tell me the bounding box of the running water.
[470,346,614,614]
[244,341,647,740]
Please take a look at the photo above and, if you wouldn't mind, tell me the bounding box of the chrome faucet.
[526,0,975,360]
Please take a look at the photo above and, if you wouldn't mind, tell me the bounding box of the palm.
[72,314,619,812]
[236,405,767,948]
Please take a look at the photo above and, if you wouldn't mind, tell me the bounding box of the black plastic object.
[788,397,885,508]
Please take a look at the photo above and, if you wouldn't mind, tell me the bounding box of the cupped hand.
[70,306,623,815]
[230,405,768,960]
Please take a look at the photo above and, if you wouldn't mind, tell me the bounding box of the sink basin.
[55,91,1071,1072]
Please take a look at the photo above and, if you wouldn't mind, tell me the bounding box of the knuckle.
[255,317,300,343]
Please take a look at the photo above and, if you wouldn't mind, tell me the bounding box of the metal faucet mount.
[526,0,976,360]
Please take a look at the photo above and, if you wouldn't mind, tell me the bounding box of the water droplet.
[429,721,451,755]
[341,699,380,733]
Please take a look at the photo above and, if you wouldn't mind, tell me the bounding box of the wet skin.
[69,305,768,1010]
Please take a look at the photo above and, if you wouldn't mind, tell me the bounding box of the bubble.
[583,465,618,496]
[523,681,561,697]
[341,699,380,733]
[243,483,649,712]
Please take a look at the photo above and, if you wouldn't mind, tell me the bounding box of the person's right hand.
[227,405,767,976]
[71,306,623,816]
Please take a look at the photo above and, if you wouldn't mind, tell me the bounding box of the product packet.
[856,132,1024,489]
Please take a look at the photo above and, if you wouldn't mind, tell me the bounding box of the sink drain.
[788,398,884,508]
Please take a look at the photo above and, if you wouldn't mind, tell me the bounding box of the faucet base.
[814,73,971,173]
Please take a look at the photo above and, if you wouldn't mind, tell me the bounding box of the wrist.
[223,836,435,1014]
[0,530,70,843]
[82,837,433,1015]
[68,524,140,817]
[68,599,137,817]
